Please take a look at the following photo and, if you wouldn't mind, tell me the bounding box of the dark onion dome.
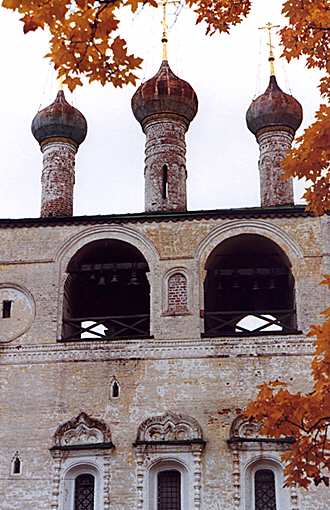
[246,75,303,136]
[31,90,87,146]
[131,60,198,127]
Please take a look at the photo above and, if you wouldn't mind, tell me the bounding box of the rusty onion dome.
[131,60,198,127]
[31,90,87,146]
[246,75,302,136]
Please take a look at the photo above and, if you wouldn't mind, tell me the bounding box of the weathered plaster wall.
[0,213,328,509]
[0,355,327,509]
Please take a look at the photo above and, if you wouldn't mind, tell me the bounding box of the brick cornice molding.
[0,335,314,365]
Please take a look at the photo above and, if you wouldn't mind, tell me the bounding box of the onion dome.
[246,75,302,136]
[31,90,87,146]
[131,60,198,128]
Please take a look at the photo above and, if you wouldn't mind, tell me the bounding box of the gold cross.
[160,0,180,61]
[259,22,280,76]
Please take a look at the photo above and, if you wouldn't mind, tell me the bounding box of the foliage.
[280,1,330,215]
[245,278,330,488]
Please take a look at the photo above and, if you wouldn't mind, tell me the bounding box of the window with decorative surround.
[50,412,114,510]
[227,416,297,510]
[133,411,205,510]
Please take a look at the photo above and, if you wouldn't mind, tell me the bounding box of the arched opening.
[203,234,297,336]
[12,455,21,475]
[62,239,150,340]
[111,379,120,399]
[157,469,181,510]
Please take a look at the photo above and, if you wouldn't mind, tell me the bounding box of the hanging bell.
[110,272,119,284]
[98,274,106,286]
[233,280,240,289]
[89,272,96,281]
[252,280,259,291]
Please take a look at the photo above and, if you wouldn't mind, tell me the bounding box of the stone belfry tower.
[246,23,303,207]
[31,90,87,217]
[131,5,198,212]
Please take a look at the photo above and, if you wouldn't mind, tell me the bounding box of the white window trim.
[146,457,191,510]
[243,457,290,510]
[59,458,103,510]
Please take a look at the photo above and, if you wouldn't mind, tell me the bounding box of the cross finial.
[259,21,280,76]
[161,0,169,61]
[159,0,180,61]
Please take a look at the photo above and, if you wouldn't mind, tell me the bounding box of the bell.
[128,271,139,286]
[98,275,106,286]
[110,272,119,284]
[89,273,96,281]
[233,280,240,289]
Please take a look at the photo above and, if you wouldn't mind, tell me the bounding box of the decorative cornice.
[0,205,313,230]
[0,335,314,365]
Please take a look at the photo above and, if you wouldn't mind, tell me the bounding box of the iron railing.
[62,314,150,341]
[203,309,297,337]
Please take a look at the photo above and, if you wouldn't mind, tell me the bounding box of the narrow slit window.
[111,380,120,398]
[2,300,12,319]
[12,455,22,475]
[162,165,168,199]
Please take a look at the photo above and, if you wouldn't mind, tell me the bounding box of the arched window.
[62,239,150,340]
[11,453,22,475]
[203,234,297,336]
[162,164,168,200]
[110,378,120,399]
[74,473,95,510]
[254,469,276,510]
[157,470,181,510]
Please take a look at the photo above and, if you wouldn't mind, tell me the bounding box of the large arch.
[61,238,151,340]
[203,233,298,336]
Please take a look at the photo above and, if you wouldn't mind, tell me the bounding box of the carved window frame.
[134,412,205,510]
[227,416,298,510]
[50,413,114,510]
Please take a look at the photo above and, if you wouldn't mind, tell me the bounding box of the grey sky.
[0,1,321,218]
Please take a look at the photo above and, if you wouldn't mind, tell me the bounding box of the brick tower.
[31,90,87,217]
[131,60,198,212]
[246,75,302,207]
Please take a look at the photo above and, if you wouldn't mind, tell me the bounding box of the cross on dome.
[259,21,280,76]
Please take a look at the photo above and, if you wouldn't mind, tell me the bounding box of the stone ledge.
[0,334,314,365]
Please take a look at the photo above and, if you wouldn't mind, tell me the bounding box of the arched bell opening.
[62,239,150,340]
[203,234,297,336]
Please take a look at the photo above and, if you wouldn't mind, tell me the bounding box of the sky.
[0,1,321,218]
